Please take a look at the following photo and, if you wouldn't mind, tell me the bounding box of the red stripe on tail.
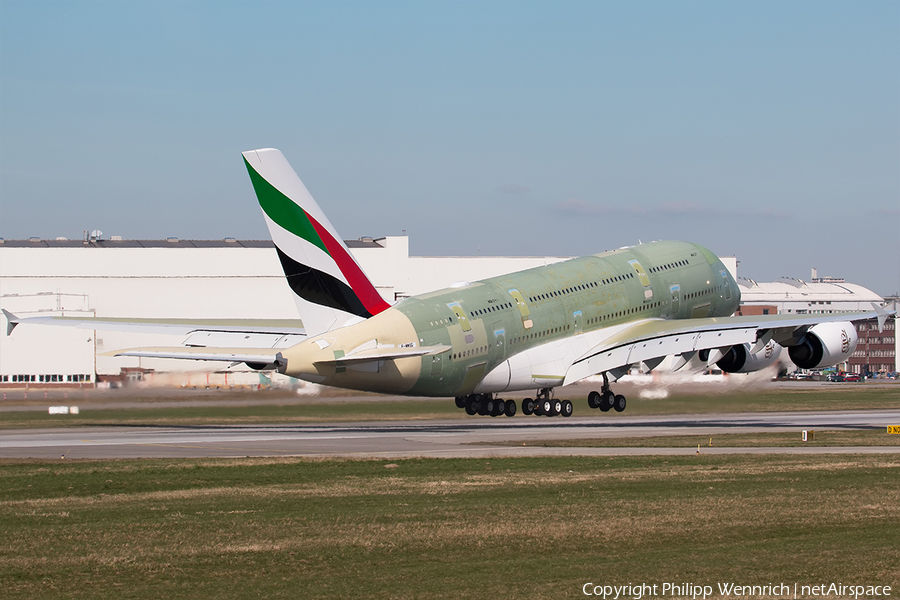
[306,213,391,316]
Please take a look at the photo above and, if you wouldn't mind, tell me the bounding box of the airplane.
[4,148,894,417]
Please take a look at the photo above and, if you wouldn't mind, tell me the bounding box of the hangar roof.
[0,237,388,249]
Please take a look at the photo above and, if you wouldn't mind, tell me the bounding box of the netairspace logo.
[581,582,893,599]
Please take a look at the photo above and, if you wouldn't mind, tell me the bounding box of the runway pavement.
[2,409,900,459]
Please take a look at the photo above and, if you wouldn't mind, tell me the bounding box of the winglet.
[872,302,893,333]
[2,309,19,336]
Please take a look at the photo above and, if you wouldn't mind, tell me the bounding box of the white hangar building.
[0,235,570,386]
[0,236,890,386]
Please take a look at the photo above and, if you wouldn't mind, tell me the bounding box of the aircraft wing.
[3,309,306,337]
[3,309,306,367]
[562,306,894,386]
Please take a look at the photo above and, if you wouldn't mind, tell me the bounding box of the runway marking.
[81,439,298,453]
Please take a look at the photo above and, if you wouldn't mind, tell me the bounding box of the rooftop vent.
[166,237,179,243]
[110,235,123,241]
[28,237,42,243]
[224,237,237,243]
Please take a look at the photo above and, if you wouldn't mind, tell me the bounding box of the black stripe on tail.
[276,246,373,319]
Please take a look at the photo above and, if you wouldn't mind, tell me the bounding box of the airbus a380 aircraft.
[5,149,893,417]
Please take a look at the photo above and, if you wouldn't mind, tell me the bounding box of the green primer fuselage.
[388,240,739,396]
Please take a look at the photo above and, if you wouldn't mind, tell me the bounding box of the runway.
[2,409,899,459]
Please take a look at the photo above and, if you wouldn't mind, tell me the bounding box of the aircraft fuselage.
[279,240,740,396]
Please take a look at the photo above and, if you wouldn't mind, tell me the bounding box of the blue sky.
[1,0,898,295]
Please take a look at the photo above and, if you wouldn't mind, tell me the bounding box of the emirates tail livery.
[5,149,893,417]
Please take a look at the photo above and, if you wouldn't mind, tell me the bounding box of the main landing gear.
[454,388,573,418]
[455,393,517,417]
[521,387,572,418]
[586,373,627,413]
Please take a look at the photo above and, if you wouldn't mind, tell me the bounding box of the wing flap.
[564,319,758,386]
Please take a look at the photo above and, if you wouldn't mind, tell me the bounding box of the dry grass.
[1,455,899,599]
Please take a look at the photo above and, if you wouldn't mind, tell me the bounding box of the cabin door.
[670,284,681,317]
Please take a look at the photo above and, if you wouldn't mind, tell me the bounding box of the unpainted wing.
[563,307,894,386]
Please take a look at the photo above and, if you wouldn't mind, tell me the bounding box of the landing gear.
[456,388,572,418]
[588,373,627,414]
[456,393,517,418]
[521,388,571,418]
[522,398,535,416]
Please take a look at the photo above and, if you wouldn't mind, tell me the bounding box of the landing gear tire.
[455,396,466,409]
[553,400,563,416]
[522,398,535,416]
[588,391,601,409]
[465,399,478,415]
[504,400,517,417]
[613,395,626,412]
[599,391,614,412]
[542,399,555,417]
[560,400,573,417]
[485,398,498,416]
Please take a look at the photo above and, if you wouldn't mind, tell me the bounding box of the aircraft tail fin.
[242,148,390,336]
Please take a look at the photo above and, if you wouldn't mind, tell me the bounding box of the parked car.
[827,373,845,382]
[844,373,862,382]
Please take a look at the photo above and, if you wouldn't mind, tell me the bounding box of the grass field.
[2,454,898,599]
[2,385,898,429]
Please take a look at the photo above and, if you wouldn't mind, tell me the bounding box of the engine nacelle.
[716,340,782,373]
[245,361,278,371]
[786,321,857,369]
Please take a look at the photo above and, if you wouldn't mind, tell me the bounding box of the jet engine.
[716,340,783,373]
[786,321,857,369]
[245,361,278,371]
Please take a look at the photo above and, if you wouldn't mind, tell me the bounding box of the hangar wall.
[0,236,571,384]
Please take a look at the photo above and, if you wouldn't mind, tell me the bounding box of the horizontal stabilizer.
[108,347,282,365]
[315,344,451,365]
[3,313,306,337]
